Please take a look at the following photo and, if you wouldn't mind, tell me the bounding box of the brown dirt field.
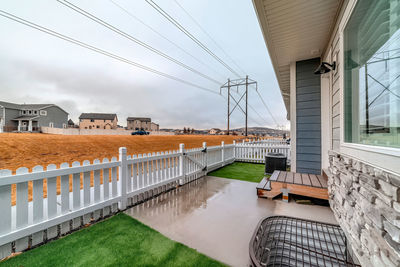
[0,133,240,205]
[0,133,239,172]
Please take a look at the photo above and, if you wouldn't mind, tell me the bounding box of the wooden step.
[256,170,329,200]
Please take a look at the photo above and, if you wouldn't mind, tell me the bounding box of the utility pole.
[220,76,257,136]
[365,63,369,134]
[227,79,230,135]
[245,75,248,136]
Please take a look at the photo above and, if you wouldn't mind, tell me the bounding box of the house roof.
[127,117,151,122]
[0,101,21,109]
[0,101,69,114]
[252,0,342,118]
[79,113,117,120]
[68,119,75,125]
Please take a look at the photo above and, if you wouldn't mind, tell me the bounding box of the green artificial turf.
[209,162,267,183]
[1,213,225,267]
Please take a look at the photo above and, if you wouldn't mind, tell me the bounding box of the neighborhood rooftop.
[0,101,67,112]
[127,117,151,122]
[79,113,117,120]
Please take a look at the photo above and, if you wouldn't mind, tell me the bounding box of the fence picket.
[0,170,11,235]
[103,158,110,200]
[132,155,137,190]
[93,160,100,203]
[151,153,156,185]
[144,155,149,187]
[83,160,91,206]
[32,166,44,223]
[155,152,160,183]
[16,167,29,229]
[127,156,132,192]
[138,155,143,188]
[60,163,70,214]
[111,157,118,197]
[72,162,81,210]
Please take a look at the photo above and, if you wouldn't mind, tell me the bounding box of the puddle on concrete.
[126,176,336,267]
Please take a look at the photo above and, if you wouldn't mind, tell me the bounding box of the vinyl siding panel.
[297,146,321,155]
[296,58,321,174]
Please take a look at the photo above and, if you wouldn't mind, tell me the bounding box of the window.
[28,110,32,115]
[344,0,400,148]
[33,110,38,115]
[49,122,54,128]
[97,125,100,129]
[40,110,47,116]
[22,110,26,115]
[62,123,67,129]
[90,119,95,122]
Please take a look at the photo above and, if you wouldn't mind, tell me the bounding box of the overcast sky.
[0,0,287,129]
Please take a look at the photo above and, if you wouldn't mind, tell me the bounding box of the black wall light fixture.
[314,62,336,74]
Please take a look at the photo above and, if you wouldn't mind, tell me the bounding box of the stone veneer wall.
[328,151,400,267]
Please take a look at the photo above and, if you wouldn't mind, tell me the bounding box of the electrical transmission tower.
[220,76,257,136]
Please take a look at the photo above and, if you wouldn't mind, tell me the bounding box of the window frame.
[338,0,400,173]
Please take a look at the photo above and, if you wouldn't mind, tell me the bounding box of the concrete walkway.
[125,176,336,267]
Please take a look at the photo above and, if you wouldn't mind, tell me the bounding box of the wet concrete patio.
[125,176,336,267]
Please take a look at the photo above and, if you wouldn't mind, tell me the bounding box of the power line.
[109,0,227,81]
[256,90,278,125]
[173,0,246,76]
[0,9,220,95]
[57,0,222,85]
[172,0,278,126]
[145,0,241,78]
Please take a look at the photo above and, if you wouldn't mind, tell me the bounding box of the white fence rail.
[0,139,283,258]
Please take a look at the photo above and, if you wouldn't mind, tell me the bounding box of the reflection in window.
[344,0,400,148]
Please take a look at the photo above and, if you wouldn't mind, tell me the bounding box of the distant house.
[150,122,159,131]
[0,101,68,132]
[209,128,221,135]
[127,117,151,131]
[68,119,75,128]
[79,113,118,129]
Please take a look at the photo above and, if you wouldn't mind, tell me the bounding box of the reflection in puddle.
[125,177,230,221]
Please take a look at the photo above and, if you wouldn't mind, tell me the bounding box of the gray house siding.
[4,108,19,128]
[37,106,68,128]
[296,58,321,174]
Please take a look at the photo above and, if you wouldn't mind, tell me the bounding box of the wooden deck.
[257,171,329,200]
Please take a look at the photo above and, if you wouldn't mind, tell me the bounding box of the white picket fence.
[235,141,291,164]
[0,141,236,257]
[0,139,282,258]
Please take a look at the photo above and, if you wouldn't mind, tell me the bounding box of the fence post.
[179,143,185,185]
[202,142,207,174]
[233,140,236,159]
[118,147,127,210]
[221,141,225,166]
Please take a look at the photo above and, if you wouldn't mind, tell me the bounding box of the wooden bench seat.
[257,171,329,200]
